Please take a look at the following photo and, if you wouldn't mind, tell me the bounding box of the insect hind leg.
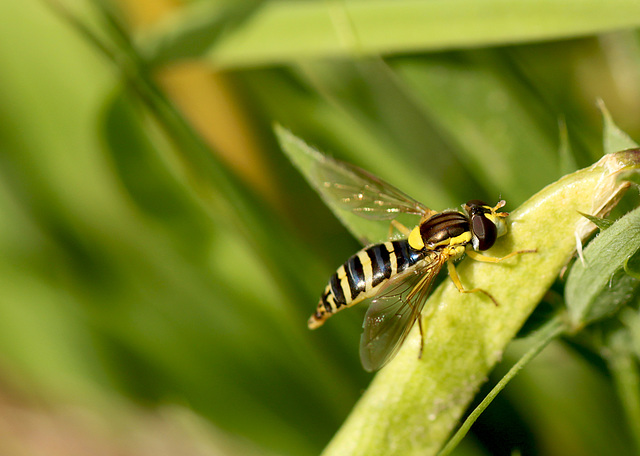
[417,315,424,359]
[446,260,499,306]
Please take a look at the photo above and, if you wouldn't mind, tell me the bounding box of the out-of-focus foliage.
[1,0,640,455]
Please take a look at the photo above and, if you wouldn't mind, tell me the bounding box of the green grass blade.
[141,1,262,67]
[142,0,640,69]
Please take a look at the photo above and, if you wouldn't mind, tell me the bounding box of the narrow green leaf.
[275,124,422,245]
[566,205,640,328]
[142,0,640,69]
[578,212,615,230]
[600,100,640,154]
[140,1,262,67]
[101,91,204,225]
[558,116,579,175]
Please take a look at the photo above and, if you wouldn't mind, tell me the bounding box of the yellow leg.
[417,315,424,359]
[447,260,499,306]
[388,219,411,239]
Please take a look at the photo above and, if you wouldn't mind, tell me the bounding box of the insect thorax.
[408,212,471,251]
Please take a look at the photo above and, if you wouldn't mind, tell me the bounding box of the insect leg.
[388,219,411,239]
[417,315,424,360]
[466,249,537,263]
[446,260,499,306]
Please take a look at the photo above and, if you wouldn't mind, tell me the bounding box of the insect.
[306,152,534,371]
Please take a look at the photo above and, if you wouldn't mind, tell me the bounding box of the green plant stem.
[438,315,566,456]
[320,150,640,456]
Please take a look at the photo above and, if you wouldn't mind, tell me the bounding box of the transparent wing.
[311,154,436,220]
[360,253,445,371]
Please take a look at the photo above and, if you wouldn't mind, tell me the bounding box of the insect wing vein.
[360,252,444,371]
[311,154,435,221]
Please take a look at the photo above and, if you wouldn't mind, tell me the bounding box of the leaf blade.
[566,206,640,327]
[143,0,640,69]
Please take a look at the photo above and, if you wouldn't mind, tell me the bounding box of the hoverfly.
[306,152,533,372]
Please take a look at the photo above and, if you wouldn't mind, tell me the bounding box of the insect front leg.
[446,260,499,306]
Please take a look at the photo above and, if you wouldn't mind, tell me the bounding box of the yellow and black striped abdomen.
[308,240,425,329]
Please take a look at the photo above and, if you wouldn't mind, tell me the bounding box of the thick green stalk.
[322,150,640,456]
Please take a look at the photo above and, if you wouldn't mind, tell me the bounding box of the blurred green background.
[1,0,640,455]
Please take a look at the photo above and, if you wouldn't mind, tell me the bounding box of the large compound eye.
[465,199,489,210]
[471,213,497,250]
